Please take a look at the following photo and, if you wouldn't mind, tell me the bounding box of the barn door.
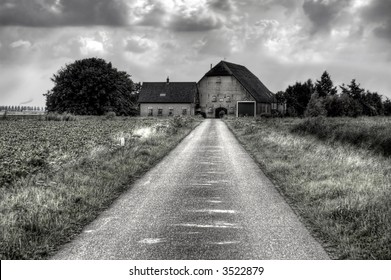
[237,101,255,117]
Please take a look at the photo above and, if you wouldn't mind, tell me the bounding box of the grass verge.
[291,117,391,157]
[225,117,391,259]
[0,116,201,259]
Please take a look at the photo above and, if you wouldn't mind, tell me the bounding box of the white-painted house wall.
[140,103,194,117]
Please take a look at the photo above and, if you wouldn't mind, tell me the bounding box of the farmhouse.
[138,80,197,117]
[138,61,282,117]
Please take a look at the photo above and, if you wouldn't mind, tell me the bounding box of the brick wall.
[198,76,256,117]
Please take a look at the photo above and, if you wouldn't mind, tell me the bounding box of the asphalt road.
[53,119,329,260]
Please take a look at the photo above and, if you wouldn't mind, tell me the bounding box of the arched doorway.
[215,107,228,118]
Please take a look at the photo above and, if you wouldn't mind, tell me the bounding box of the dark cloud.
[0,0,129,27]
[134,1,166,27]
[208,0,234,12]
[361,0,391,42]
[168,13,223,32]
[134,1,224,32]
[302,0,351,34]
[235,0,299,12]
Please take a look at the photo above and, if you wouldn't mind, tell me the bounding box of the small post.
[120,137,125,147]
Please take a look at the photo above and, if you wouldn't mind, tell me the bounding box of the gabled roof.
[203,61,276,103]
[138,82,197,103]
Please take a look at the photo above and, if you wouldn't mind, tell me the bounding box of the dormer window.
[160,93,166,97]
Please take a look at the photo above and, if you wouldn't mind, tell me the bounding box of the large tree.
[45,58,138,115]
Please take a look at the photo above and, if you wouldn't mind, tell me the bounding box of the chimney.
[210,64,212,70]
[166,76,169,84]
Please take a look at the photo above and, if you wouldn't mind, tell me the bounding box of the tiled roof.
[204,61,276,103]
[138,82,197,103]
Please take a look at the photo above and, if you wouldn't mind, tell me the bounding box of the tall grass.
[0,116,200,259]
[292,117,391,157]
[226,117,391,259]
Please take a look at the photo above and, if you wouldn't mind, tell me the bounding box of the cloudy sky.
[0,0,391,107]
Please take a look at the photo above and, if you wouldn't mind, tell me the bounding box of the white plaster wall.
[140,103,194,117]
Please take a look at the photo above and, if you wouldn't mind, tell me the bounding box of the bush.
[105,111,116,120]
[305,93,327,117]
[46,113,77,121]
[168,115,193,129]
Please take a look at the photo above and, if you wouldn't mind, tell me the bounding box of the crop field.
[0,115,200,259]
[226,117,391,259]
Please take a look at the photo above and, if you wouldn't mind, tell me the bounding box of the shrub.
[305,93,327,117]
[105,111,116,120]
[46,112,77,121]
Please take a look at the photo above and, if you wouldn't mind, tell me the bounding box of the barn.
[138,61,283,117]
[198,61,280,117]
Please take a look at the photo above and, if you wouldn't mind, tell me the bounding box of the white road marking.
[142,180,151,186]
[138,238,166,244]
[206,200,222,204]
[209,241,240,245]
[189,209,237,214]
[175,222,242,229]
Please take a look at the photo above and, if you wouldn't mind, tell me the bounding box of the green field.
[226,117,391,259]
[0,115,200,259]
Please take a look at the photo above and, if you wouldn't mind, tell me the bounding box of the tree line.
[276,71,391,117]
[0,106,45,112]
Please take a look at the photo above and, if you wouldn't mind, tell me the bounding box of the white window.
[157,108,163,116]
[216,77,221,83]
[212,96,217,102]
[168,107,174,116]
[226,96,231,102]
[148,108,153,116]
